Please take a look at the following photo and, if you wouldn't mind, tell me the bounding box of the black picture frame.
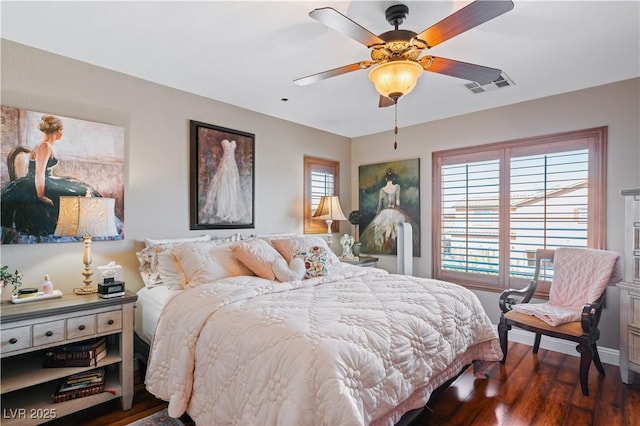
[189,120,255,229]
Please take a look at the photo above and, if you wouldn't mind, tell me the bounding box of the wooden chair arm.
[499,280,538,313]
[580,293,606,334]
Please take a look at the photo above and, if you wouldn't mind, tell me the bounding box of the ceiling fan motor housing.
[385,4,409,29]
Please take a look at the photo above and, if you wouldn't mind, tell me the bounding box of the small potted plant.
[1,265,23,297]
[348,210,362,256]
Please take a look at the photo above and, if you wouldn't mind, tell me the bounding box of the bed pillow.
[171,241,254,288]
[157,250,187,290]
[144,234,211,248]
[231,238,285,280]
[271,236,340,264]
[293,245,332,278]
[136,245,172,288]
[272,257,307,282]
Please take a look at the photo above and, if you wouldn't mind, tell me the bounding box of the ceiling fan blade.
[310,7,386,47]
[416,0,514,49]
[420,56,502,85]
[379,95,396,108]
[294,61,373,86]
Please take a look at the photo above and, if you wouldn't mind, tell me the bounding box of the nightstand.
[1,290,137,425]
[341,256,379,267]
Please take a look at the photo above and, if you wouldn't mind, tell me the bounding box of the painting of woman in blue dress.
[358,160,420,256]
[1,108,125,244]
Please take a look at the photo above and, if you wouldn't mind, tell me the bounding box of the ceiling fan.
[294,0,515,107]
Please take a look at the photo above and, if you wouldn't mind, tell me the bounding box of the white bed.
[134,285,179,346]
[134,235,502,426]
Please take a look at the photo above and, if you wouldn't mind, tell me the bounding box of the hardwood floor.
[47,342,640,425]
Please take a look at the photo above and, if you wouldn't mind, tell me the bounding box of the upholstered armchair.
[498,248,620,396]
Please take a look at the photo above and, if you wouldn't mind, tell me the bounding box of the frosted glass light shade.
[369,60,423,99]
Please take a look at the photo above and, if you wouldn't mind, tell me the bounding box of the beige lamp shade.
[312,195,347,221]
[54,196,118,238]
[369,60,424,99]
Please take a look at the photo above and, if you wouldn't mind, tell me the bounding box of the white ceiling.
[2,1,639,138]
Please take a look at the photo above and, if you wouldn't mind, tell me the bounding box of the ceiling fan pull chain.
[394,101,398,150]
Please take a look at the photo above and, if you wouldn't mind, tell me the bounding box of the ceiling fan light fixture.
[368,60,423,99]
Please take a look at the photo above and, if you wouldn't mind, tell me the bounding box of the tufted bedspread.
[145,265,502,425]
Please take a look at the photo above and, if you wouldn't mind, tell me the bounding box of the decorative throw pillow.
[231,238,286,280]
[171,241,254,288]
[157,250,187,290]
[272,258,307,282]
[136,238,214,288]
[294,245,331,278]
[136,245,170,288]
[271,236,340,264]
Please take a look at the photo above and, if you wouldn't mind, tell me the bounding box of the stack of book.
[43,337,107,368]
[52,368,105,403]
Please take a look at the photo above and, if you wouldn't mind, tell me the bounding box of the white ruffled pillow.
[171,241,254,288]
[144,234,211,248]
[272,258,306,282]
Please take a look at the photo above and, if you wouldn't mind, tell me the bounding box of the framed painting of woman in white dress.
[190,120,255,229]
[358,158,420,256]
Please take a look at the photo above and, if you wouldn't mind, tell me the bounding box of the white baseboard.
[501,327,620,367]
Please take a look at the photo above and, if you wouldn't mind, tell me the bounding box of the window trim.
[432,127,607,296]
[303,156,341,234]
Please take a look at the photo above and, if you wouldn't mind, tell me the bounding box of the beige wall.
[352,77,640,350]
[3,39,639,351]
[0,40,351,296]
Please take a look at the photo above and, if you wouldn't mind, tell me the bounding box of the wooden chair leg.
[533,333,542,353]
[592,343,605,375]
[498,318,509,364]
[577,341,593,396]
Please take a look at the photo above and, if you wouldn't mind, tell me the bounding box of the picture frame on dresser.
[189,120,255,230]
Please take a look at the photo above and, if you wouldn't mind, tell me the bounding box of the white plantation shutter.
[310,171,335,214]
[441,159,501,276]
[433,128,606,295]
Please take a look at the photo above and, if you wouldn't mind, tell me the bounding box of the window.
[304,156,340,234]
[432,127,607,296]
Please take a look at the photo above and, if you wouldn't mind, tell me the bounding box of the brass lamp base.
[74,236,97,295]
[74,285,98,295]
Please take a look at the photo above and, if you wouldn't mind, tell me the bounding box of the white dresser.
[618,188,640,384]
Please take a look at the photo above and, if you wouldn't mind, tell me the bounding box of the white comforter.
[145,265,501,426]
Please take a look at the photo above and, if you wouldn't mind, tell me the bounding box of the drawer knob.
[78,325,86,331]
[45,331,53,337]
[9,338,18,344]
[108,320,114,325]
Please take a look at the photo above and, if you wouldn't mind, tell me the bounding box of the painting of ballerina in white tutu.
[190,121,254,229]
[358,159,420,256]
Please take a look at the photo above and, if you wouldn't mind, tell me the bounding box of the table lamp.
[54,195,118,295]
[312,195,347,237]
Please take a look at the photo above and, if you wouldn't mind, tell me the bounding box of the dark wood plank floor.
[48,342,640,425]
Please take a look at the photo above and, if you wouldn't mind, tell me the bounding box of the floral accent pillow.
[294,245,331,278]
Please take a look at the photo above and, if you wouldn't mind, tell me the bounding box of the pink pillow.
[231,239,285,280]
[271,236,339,264]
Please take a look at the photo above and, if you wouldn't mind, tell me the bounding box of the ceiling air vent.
[464,72,515,94]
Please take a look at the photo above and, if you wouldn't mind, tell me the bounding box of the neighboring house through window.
[304,156,340,234]
[432,127,607,297]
